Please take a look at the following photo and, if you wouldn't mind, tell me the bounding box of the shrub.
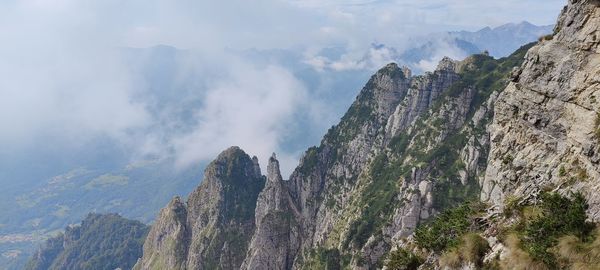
[414,202,484,252]
[385,248,423,270]
[558,166,566,177]
[503,195,523,218]
[519,192,594,267]
[502,154,514,165]
[538,34,554,42]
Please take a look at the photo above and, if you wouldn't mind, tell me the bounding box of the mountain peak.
[267,153,283,182]
[436,56,457,71]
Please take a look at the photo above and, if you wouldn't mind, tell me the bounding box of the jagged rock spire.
[252,156,261,178]
[267,153,282,182]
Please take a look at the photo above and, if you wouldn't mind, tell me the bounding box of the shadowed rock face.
[135,1,600,268]
[134,146,265,270]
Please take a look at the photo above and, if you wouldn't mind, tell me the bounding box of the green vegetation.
[340,43,533,263]
[414,202,485,252]
[385,248,423,270]
[559,165,567,177]
[516,192,594,267]
[496,192,597,269]
[503,195,523,218]
[220,149,266,222]
[502,154,514,165]
[414,193,595,269]
[194,149,268,269]
[25,213,149,270]
[388,133,411,156]
[83,174,129,190]
[302,247,351,270]
[345,154,407,248]
[299,147,320,174]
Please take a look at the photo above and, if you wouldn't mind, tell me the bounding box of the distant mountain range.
[395,21,554,72]
[449,21,554,57]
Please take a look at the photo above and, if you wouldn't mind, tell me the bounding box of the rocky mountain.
[25,213,148,270]
[133,147,265,270]
[134,24,541,270]
[52,1,593,269]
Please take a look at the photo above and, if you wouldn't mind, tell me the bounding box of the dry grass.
[438,233,489,269]
[439,250,461,269]
[555,230,600,270]
[500,234,549,270]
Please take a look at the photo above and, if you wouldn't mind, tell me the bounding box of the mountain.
[134,48,526,268]
[25,213,148,270]
[449,21,554,58]
[132,0,600,269]
[398,21,554,73]
[134,147,265,270]
[133,33,525,270]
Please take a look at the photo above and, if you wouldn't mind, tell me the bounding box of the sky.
[0,0,567,176]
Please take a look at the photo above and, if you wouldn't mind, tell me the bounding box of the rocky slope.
[482,0,600,216]
[135,1,600,269]
[25,213,148,270]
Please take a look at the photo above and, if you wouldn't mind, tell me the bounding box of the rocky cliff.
[482,0,600,215]
[135,1,600,269]
[134,147,265,270]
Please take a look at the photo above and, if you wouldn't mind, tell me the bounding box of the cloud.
[414,38,474,71]
[0,1,150,146]
[171,61,309,175]
[0,0,567,178]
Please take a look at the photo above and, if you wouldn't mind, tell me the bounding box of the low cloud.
[171,61,309,175]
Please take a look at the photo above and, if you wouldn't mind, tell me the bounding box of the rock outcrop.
[241,154,300,270]
[482,0,600,217]
[134,147,265,270]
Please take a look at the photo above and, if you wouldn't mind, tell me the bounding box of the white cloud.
[172,62,308,175]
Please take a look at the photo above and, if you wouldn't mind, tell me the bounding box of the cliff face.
[134,147,265,270]
[482,0,600,216]
[136,1,600,269]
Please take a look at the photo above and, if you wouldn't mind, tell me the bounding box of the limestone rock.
[135,147,265,270]
[482,0,600,218]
